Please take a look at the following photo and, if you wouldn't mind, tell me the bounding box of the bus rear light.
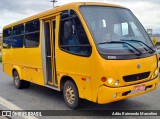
[101,77,107,82]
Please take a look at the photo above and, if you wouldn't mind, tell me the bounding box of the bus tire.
[63,80,80,109]
[13,70,30,89]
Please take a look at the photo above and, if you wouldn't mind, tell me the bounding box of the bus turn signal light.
[101,77,107,82]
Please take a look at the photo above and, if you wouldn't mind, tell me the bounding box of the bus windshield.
[80,6,155,58]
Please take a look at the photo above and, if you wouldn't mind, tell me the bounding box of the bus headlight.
[107,78,119,86]
[115,80,119,86]
[107,78,113,84]
[151,68,159,79]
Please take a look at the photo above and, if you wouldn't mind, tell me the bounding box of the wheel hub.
[66,86,75,104]
[14,76,19,86]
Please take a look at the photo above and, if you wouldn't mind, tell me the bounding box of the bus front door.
[44,19,57,87]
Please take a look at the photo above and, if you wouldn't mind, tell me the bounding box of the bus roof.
[3,2,125,29]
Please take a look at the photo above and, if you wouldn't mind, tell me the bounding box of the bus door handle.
[47,56,51,58]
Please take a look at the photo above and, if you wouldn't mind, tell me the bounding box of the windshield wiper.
[120,39,155,53]
[98,41,142,56]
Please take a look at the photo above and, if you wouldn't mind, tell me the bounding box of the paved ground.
[0,63,160,119]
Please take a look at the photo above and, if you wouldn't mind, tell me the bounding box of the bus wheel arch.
[12,66,22,80]
[60,76,77,91]
[12,68,30,89]
[60,76,81,109]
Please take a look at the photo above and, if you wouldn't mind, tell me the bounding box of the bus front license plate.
[132,84,145,93]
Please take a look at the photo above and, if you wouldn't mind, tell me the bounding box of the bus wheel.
[63,80,79,109]
[13,70,30,89]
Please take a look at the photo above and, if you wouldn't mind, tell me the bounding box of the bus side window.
[12,24,24,48]
[24,19,40,48]
[3,28,12,49]
[59,10,91,56]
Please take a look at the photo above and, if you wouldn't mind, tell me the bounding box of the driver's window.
[59,10,91,56]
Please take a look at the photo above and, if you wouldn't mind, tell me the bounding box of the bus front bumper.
[97,77,159,104]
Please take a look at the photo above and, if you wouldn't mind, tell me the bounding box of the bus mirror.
[152,38,157,46]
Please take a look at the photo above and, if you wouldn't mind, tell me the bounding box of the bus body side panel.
[2,49,13,76]
[3,63,13,77]
[55,6,93,101]
[20,47,44,86]
[2,18,45,86]
[2,47,45,86]
[56,49,92,100]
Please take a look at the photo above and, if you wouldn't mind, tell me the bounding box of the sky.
[0,0,160,34]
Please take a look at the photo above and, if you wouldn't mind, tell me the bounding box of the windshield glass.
[80,6,155,57]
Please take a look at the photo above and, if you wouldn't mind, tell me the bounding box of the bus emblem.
[137,64,141,69]
[108,56,116,59]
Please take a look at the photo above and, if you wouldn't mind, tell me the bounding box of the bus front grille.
[123,72,150,82]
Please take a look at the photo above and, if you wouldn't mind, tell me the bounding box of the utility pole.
[51,0,57,8]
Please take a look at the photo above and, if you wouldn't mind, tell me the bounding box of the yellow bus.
[2,2,159,109]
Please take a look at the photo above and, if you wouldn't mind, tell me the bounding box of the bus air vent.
[123,72,150,82]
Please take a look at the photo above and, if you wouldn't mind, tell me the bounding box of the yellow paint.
[2,2,159,104]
